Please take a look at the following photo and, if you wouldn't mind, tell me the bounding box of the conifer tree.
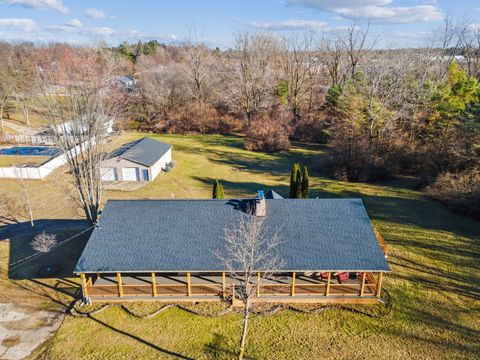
[218,181,225,199]
[289,163,300,198]
[213,179,225,199]
[294,166,302,198]
[301,165,309,198]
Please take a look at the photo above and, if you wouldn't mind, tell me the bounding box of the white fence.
[1,133,57,145]
[0,141,91,180]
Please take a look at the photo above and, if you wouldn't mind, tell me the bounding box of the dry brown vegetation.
[0,19,479,214]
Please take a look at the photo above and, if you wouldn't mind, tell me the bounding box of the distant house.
[114,76,136,92]
[101,137,172,182]
[55,115,113,135]
[75,194,389,304]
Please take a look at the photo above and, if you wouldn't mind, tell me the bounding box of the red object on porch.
[320,272,329,280]
[337,272,349,282]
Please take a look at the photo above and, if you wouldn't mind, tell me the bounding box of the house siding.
[101,158,149,181]
[150,148,172,180]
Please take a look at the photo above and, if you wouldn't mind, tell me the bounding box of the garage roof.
[111,137,172,167]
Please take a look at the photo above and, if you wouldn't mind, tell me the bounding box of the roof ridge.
[105,197,364,202]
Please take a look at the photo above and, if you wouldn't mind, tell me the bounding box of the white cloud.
[0,18,37,31]
[1,0,67,13]
[287,0,444,24]
[65,18,82,28]
[47,24,115,36]
[85,8,106,20]
[46,23,178,42]
[289,0,391,9]
[249,19,328,31]
[336,5,443,23]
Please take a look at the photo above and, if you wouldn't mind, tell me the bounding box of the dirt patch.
[103,181,147,191]
[2,336,20,348]
[0,303,64,360]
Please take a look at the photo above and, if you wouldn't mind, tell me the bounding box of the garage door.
[101,167,117,181]
[122,167,140,181]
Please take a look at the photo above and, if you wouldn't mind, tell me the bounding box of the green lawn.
[1,133,479,359]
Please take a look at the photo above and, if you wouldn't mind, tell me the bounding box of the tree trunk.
[0,97,5,133]
[239,297,250,360]
[22,104,30,126]
[13,165,34,227]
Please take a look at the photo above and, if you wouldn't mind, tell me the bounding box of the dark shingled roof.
[266,189,284,199]
[75,198,390,273]
[111,137,172,167]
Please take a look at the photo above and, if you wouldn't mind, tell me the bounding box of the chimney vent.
[255,190,266,217]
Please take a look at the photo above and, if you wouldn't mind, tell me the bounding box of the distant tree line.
[0,18,479,218]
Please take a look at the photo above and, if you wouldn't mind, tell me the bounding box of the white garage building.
[101,137,172,182]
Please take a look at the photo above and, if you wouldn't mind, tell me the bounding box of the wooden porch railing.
[84,272,383,300]
[373,227,388,256]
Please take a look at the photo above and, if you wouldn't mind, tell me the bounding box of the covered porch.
[80,271,384,305]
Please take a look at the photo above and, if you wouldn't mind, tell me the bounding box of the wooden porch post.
[187,272,191,297]
[151,272,157,297]
[117,272,123,297]
[80,273,88,298]
[325,272,331,296]
[375,272,383,298]
[257,272,261,297]
[291,272,296,296]
[222,272,226,299]
[87,276,92,286]
[359,272,366,297]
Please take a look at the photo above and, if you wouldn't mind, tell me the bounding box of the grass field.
[0,133,479,359]
[3,111,48,128]
[0,155,50,167]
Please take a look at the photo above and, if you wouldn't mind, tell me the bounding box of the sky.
[0,0,479,48]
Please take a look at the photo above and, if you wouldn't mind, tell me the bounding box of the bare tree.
[36,46,123,224]
[279,34,320,122]
[215,213,284,360]
[321,35,349,86]
[455,21,480,78]
[9,45,35,125]
[31,231,57,253]
[12,164,34,227]
[340,21,374,77]
[180,28,212,105]
[0,43,14,133]
[230,32,277,126]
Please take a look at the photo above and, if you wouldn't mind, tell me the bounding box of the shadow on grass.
[87,315,193,359]
[310,184,480,239]
[193,176,291,198]
[204,333,238,359]
[172,134,325,177]
[1,219,92,308]
[3,219,91,280]
[385,304,480,355]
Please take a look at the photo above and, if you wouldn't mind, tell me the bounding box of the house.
[75,194,389,304]
[114,76,136,91]
[101,137,172,182]
[55,115,113,135]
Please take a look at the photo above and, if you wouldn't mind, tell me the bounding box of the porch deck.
[83,272,382,304]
